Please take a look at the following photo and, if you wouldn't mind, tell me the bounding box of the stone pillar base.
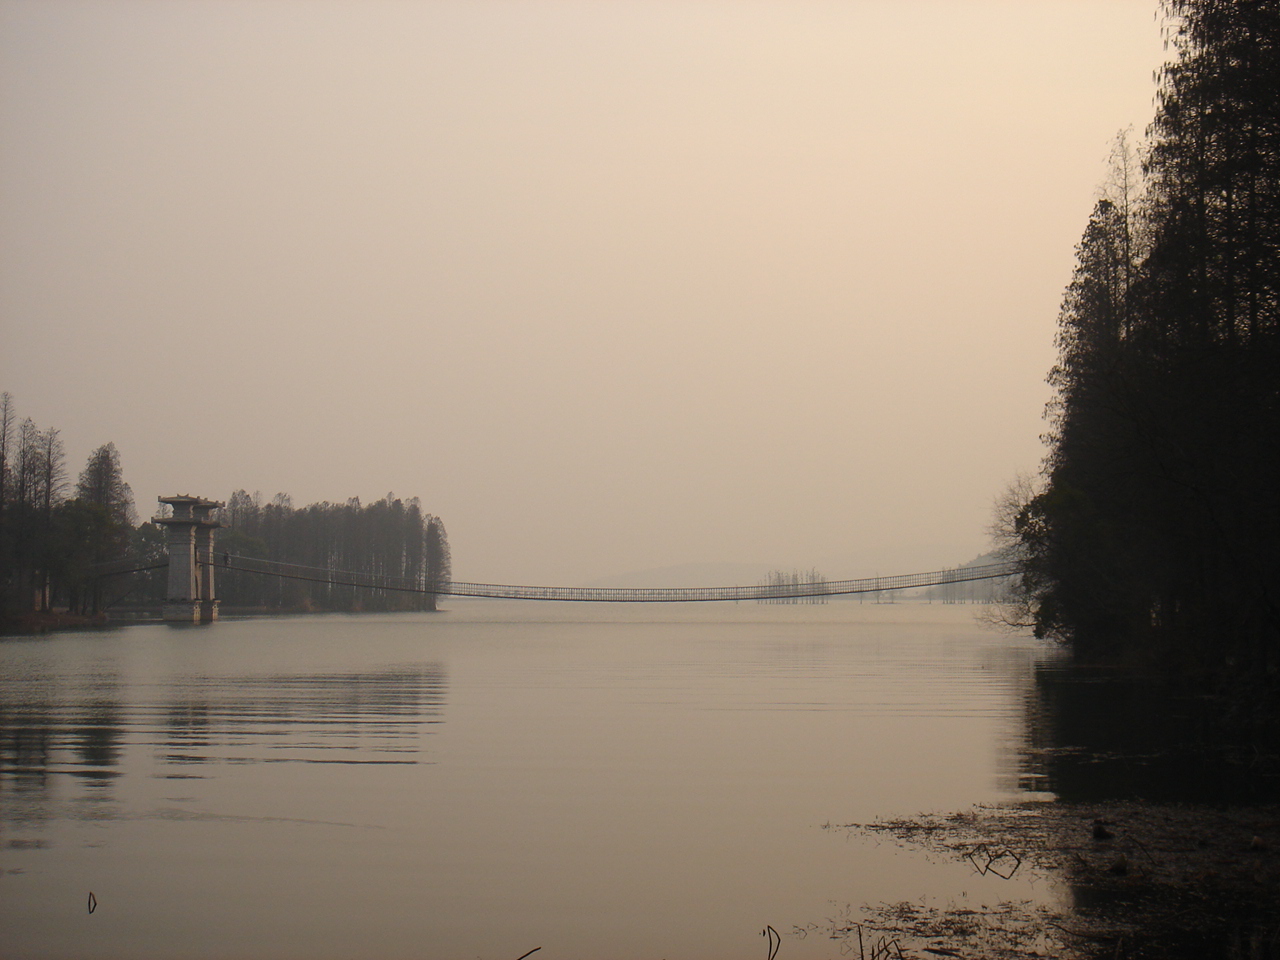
[199,600,219,623]
[163,602,202,623]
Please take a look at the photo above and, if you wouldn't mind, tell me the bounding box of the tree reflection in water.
[0,665,448,816]
[1017,663,1280,805]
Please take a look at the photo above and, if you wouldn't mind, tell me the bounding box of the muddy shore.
[839,800,1280,959]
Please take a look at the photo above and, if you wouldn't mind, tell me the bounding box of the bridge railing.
[87,557,168,578]
[220,555,1020,602]
[87,553,1021,602]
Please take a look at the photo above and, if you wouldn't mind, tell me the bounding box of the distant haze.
[1,0,1167,585]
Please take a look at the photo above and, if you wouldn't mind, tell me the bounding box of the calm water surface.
[1,602,1060,959]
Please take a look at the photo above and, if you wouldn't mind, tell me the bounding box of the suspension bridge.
[93,494,1020,621]
[227,554,1018,602]
[95,552,1020,608]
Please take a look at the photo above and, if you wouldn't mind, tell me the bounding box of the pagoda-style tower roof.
[157,494,223,527]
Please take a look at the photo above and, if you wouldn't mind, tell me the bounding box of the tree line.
[0,392,137,620]
[1004,0,1280,703]
[213,490,451,612]
[757,568,828,604]
[0,391,451,622]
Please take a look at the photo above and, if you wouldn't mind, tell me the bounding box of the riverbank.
[1,606,446,634]
[844,800,1280,959]
[0,609,109,634]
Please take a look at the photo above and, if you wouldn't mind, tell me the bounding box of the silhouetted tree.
[8,418,45,610]
[35,428,66,611]
[1012,0,1280,701]
[0,396,140,620]
[423,516,451,611]
[0,393,13,531]
[75,443,135,612]
[0,394,12,610]
[77,443,134,528]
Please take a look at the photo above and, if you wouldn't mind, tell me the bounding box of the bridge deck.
[93,554,1019,602]
[190,555,1018,602]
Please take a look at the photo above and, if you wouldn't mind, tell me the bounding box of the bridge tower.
[156,495,223,623]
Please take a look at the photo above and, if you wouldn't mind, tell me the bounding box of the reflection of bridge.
[99,552,1019,605]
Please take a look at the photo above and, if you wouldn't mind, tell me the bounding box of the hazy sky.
[1,0,1168,585]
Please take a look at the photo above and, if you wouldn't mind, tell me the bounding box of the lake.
[1,602,1062,959]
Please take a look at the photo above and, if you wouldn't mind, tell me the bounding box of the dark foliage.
[0,392,451,620]
[1016,0,1280,708]
[213,489,451,612]
[0,394,136,617]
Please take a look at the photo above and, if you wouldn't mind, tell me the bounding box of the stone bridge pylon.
[156,495,223,622]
